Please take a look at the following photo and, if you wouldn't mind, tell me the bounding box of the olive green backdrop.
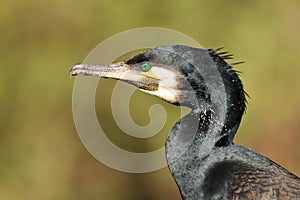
[0,1,299,199]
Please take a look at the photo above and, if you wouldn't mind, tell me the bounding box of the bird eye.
[140,61,151,72]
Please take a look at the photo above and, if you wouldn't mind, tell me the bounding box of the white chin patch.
[142,87,180,103]
[142,67,180,103]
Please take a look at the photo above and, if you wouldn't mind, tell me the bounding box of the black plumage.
[70,45,300,199]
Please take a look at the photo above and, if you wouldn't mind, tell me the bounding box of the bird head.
[70,45,218,107]
[70,45,246,143]
[71,47,193,106]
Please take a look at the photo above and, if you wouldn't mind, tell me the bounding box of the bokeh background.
[1,0,300,199]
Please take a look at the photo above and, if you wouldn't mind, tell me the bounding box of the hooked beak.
[69,62,159,91]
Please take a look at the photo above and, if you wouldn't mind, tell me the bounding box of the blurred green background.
[1,0,300,199]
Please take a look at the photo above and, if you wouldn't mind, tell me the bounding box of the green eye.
[140,61,151,72]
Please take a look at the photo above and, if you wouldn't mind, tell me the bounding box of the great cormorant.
[70,45,300,199]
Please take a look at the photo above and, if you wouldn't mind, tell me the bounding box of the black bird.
[70,45,300,199]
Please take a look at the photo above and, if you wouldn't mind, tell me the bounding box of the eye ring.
[140,61,151,72]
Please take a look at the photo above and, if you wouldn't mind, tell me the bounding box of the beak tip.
[69,63,84,77]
